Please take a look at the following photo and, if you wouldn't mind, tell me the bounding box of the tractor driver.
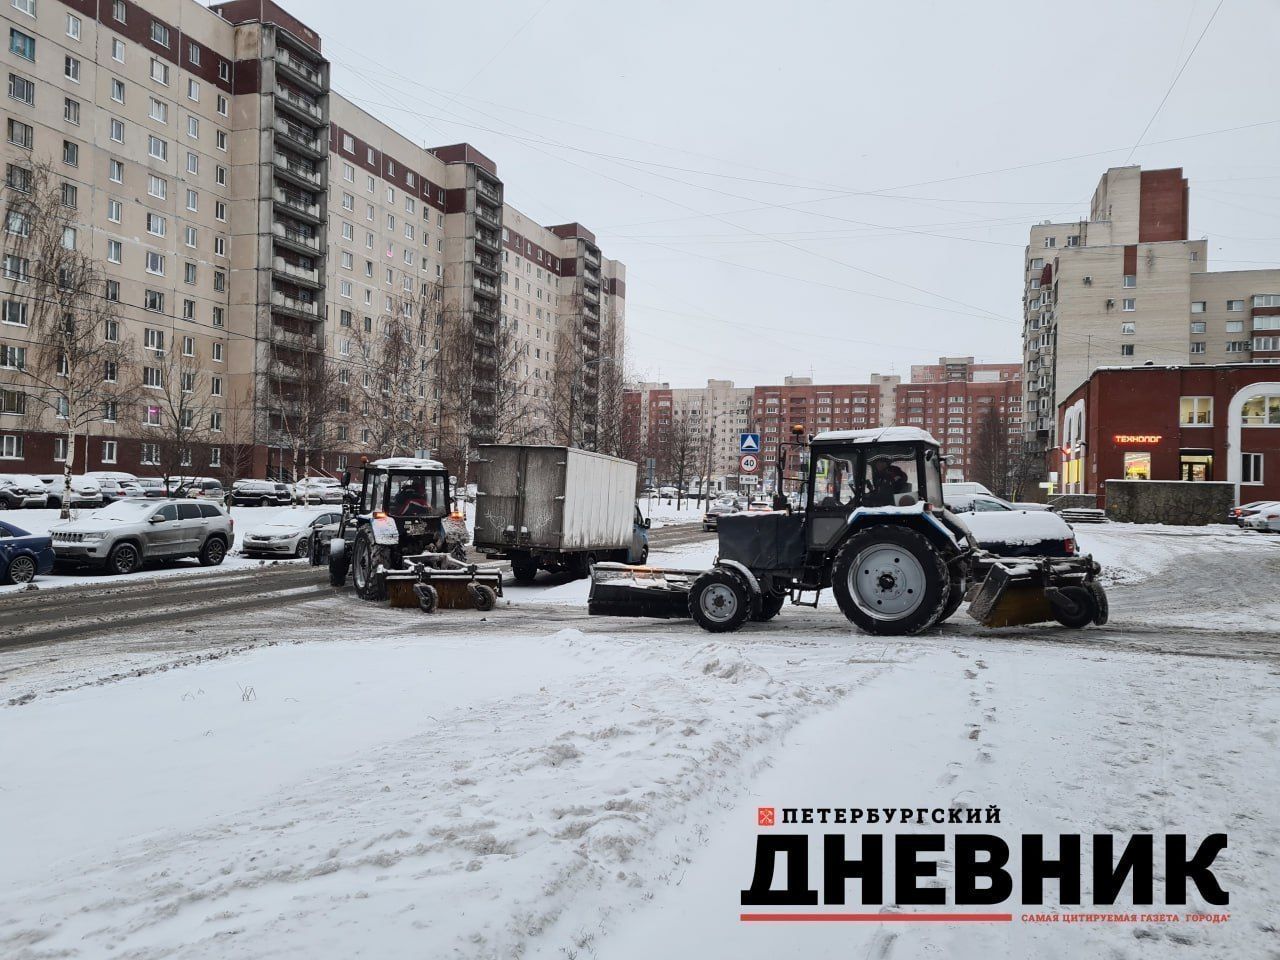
[864,456,909,507]
[391,476,432,517]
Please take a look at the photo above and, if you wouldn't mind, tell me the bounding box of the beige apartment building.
[1022,165,1280,456]
[0,0,624,478]
[628,379,754,488]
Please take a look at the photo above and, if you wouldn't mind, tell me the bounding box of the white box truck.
[473,445,648,583]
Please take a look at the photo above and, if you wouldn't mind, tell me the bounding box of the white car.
[0,473,50,509]
[293,478,345,504]
[35,475,103,508]
[241,508,345,558]
[84,472,143,503]
[1242,504,1280,533]
[947,490,1052,513]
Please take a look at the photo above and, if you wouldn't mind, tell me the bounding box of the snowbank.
[639,499,706,528]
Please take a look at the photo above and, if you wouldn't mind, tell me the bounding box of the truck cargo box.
[474,445,638,554]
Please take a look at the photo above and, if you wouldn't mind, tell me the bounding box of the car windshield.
[93,500,158,521]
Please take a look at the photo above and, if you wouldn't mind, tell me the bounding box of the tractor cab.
[358,458,452,523]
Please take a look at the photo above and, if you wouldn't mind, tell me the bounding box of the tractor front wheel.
[328,538,350,586]
[688,568,751,633]
[352,527,388,601]
[832,526,950,636]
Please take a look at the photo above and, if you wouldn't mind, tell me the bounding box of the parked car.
[293,477,345,504]
[1242,505,1280,533]
[84,472,142,503]
[702,496,745,531]
[943,481,994,498]
[35,475,103,509]
[0,474,49,509]
[134,478,169,498]
[1230,500,1279,526]
[947,490,1053,513]
[0,519,54,584]
[172,478,225,501]
[958,505,1078,558]
[227,479,293,507]
[242,508,344,558]
[49,498,234,575]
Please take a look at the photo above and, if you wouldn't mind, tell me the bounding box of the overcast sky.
[259,0,1280,388]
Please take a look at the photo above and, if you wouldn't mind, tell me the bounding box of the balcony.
[273,256,321,288]
[474,203,500,228]
[473,277,499,299]
[271,326,321,351]
[273,119,324,157]
[583,249,600,269]
[476,178,501,204]
[276,87,323,123]
[474,252,499,275]
[583,285,599,304]
[273,187,321,222]
[273,152,321,188]
[474,302,498,321]
[275,49,324,92]
[475,227,500,252]
[272,220,321,254]
[271,289,320,320]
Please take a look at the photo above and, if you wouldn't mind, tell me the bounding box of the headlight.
[80,532,107,541]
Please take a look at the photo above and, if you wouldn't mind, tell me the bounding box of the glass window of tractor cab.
[386,473,447,517]
[809,444,942,511]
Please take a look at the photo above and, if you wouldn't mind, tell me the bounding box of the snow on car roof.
[812,426,938,445]
[369,457,446,471]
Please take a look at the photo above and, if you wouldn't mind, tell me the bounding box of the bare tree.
[127,347,219,493]
[263,322,343,496]
[434,299,480,480]
[1,161,131,517]
[663,412,700,510]
[969,405,1014,498]
[595,326,628,458]
[493,314,538,444]
[213,387,257,493]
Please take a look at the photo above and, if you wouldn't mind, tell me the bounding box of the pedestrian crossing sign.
[739,433,760,453]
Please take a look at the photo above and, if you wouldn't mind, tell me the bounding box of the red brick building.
[752,376,898,463]
[1057,364,1280,506]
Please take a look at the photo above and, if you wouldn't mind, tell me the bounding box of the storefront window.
[1179,396,1213,425]
[1123,452,1150,480]
[1240,394,1280,425]
[1179,452,1214,482]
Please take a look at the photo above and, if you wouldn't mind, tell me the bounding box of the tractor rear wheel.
[328,538,350,586]
[352,527,388,601]
[832,526,950,636]
[688,568,751,633]
[510,555,538,584]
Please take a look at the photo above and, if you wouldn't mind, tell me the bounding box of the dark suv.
[228,480,292,507]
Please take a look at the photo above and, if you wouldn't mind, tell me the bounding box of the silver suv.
[50,498,234,575]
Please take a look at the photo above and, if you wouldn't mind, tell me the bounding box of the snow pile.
[639,499,706,528]
[1074,522,1270,586]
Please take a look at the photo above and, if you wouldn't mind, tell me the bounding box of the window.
[212,306,223,327]
[144,289,164,312]
[0,390,26,415]
[1241,394,1280,425]
[1043,236,1056,248]
[9,29,35,61]
[213,270,225,291]
[1255,336,1280,352]
[182,335,194,357]
[212,342,223,362]
[112,38,124,61]
[102,400,116,422]
[150,20,169,46]
[2,300,27,326]
[146,212,166,236]
[1191,301,1206,314]
[150,58,169,85]
[215,201,226,221]
[6,118,31,148]
[186,188,197,212]
[1120,344,1135,357]
[109,158,123,182]
[1190,342,1206,355]
[218,60,229,82]
[1179,397,1212,426]
[62,140,79,167]
[143,366,162,389]
[215,165,226,186]
[187,116,199,139]
[0,434,24,459]
[1120,321,1135,335]
[1242,453,1264,485]
[1190,321,1206,334]
[217,94,228,116]
[1227,320,1244,334]
[215,129,227,151]
[12,0,35,16]
[64,56,80,82]
[0,345,26,369]
[188,43,200,66]
[184,262,196,284]
[107,240,122,263]
[104,283,119,306]
[1121,298,1135,312]
[103,360,117,382]
[181,298,193,319]
[148,135,167,160]
[214,236,225,257]
[109,79,126,104]
[106,117,124,142]
[102,440,117,464]
[145,251,164,275]
[1227,340,1250,353]
[1227,300,1244,312]
[184,225,196,247]
[9,73,35,106]
[141,444,159,465]
[211,376,222,396]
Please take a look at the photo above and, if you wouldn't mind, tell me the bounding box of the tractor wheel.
[450,542,468,563]
[469,583,497,612]
[1049,585,1096,629]
[937,573,966,624]
[751,590,786,623]
[688,568,751,633]
[1088,582,1109,626]
[352,527,388,601]
[415,583,438,614]
[832,526,950,636]
[328,538,350,587]
[510,555,538,585]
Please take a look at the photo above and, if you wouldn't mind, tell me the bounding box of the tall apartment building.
[0,0,623,478]
[627,379,753,484]
[752,374,900,463]
[1022,165,1280,457]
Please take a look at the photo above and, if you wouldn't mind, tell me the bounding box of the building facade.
[1022,165,1280,460]
[1058,364,1280,506]
[0,0,624,479]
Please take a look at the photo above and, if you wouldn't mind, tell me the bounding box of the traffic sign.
[739,453,759,474]
[740,476,759,486]
[739,433,760,453]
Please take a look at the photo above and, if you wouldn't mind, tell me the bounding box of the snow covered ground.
[2,522,1278,958]
[639,498,706,528]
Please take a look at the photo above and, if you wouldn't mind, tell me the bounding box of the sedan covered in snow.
[293,478,345,504]
[0,519,54,584]
[955,505,1077,558]
[1230,500,1279,526]
[241,509,344,559]
[1242,504,1280,533]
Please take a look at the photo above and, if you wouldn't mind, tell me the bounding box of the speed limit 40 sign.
[739,453,759,474]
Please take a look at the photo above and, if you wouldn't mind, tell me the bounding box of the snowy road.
[1,522,1278,958]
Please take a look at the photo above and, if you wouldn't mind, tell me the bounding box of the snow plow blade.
[587,562,699,619]
[967,556,1106,629]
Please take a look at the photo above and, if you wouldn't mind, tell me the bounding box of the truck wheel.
[415,583,438,614]
[638,544,649,565]
[469,583,497,611]
[353,527,388,601]
[510,555,538,584]
[1049,585,1096,629]
[328,539,350,586]
[751,590,786,622]
[688,568,751,633]
[832,526,950,636]
[937,573,966,624]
